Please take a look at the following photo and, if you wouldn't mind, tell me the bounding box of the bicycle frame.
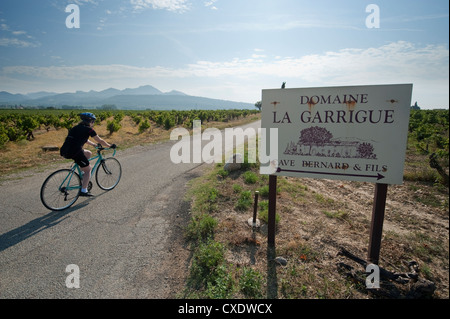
[58,147,117,192]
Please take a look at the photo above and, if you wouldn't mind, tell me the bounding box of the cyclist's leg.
[81,165,91,191]
[84,149,92,160]
[81,150,92,190]
[73,150,92,193]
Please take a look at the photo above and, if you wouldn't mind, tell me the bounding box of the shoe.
[79,191,94,197]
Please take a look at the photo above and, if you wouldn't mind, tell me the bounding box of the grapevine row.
[0,109,259,146]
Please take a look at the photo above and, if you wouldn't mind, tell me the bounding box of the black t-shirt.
[60,123,97,158]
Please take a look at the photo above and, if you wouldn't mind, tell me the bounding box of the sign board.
[260,84,413,184]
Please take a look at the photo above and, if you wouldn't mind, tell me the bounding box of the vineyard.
[0,109,258,147]
[1,108,448,184]
[406,109,449,186]
[0,108,259,176]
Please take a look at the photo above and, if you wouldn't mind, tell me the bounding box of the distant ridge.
[0,85,255,110]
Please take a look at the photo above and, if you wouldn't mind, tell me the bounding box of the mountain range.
[0,85,255,110]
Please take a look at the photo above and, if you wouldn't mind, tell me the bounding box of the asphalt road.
[0,120,260,299]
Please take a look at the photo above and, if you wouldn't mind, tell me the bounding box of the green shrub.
[217,168,229,178]
[185,213,218,241]
[243,171,258,184]
[257,185,269,197]
[323,210,348,220]
[113,112,124,122]
[164,117,175,130]
[232,184,242,193]
[258,205,280,224]
[193,185,220,213]
[258,200,268,211]
[239,267,264,298]
[138,119,151,133]
[205,264,235,299]
[106,120,121,135]
[0,124,8,147]
[235,190,253,211]
[189,240,225,288]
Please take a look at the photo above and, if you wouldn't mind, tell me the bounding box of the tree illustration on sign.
[299,126,333,155]
[357,142,376,159]
[284,126,377,159]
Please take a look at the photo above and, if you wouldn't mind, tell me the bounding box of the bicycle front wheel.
[40,169,81,211]
[96,157,122,190]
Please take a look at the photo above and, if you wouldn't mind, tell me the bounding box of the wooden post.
[268,175,277,247]
[252,191,259,225]
[367,183,388,264]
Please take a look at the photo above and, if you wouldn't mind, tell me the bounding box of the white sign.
[260,84,413,184]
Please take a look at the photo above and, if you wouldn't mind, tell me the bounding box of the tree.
[138,119,151,133]
[107,120,121,135]
[21,116,39,140]
[164,117,175,130]
[254,101,262,111]
[298,126,333,155]
[357,142,375,159]
[0,124,9,147]
[429,153,449,186]
[99,104,117,110]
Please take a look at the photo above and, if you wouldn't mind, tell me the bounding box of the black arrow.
[276,168,385,180]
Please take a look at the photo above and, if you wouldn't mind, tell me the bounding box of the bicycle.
[40,145,122,211]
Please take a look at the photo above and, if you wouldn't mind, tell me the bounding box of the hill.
[0,85,255,110]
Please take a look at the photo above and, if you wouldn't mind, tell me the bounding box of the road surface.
[0,120,260,298]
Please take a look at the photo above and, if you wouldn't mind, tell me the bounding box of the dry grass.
[184,143,449,299]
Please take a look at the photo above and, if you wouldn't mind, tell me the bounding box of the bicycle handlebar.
[96,144,117,156]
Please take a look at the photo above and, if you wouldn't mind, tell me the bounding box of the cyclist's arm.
[85,139,97,147]
[91,135,112,148]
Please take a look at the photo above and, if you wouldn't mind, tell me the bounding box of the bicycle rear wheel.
[40,169,81,211]
[96,157,122,190]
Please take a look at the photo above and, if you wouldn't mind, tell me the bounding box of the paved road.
[0,120,260,299]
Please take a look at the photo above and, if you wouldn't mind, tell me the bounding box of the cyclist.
[60,112,116,197]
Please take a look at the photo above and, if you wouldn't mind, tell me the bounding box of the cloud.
[11,31,27,36]
[0,20,40,48]
[190,41,449,84]
[3,41,447,82]
[1,41,448,107]
[0,37,39,48]
[70,0,99,5]
[130,0,190,12]
[204,0,218,10]
[2,64,163,80]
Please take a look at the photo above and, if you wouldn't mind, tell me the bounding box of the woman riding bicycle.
[60,112,116,197]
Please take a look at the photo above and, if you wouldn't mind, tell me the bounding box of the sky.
[0,0,448,109]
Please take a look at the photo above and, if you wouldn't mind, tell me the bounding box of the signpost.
[260,84,413,263]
